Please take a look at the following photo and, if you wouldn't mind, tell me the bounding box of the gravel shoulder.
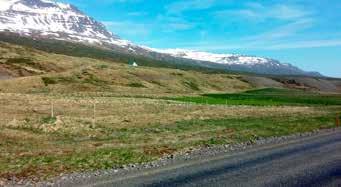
[27,127,341,187]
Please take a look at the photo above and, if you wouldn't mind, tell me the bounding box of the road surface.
[56,129,341,187]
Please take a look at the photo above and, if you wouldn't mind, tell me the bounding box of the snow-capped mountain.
[151,49,322,76]
[154,49,277,65]
[0,0,132,46]
[0,0,322,76]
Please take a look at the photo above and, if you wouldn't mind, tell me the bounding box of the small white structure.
[132,62,138,67]
[129,60,138,67]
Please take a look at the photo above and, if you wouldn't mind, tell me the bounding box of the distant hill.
[0,41,340,95]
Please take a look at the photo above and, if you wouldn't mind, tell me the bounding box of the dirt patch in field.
[241,76,284,88]
[275,77,340,93]
[0,66,13,80]
[242,75,341,93]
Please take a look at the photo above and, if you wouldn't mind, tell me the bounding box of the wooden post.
[336,113,340,127]
[51,101,54,118]
[93,101,96,127]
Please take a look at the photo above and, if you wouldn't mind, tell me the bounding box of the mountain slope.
[0,0,322,77]
[1,41,340,95]
[0,41,253,94]
[153,49,322,76]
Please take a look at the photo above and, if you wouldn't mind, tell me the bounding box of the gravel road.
[45,128,341,187]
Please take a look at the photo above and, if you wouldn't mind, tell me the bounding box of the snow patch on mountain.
[153,48,273,66]
[0,0,19,11]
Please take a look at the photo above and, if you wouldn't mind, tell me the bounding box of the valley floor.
[0,90,340,183]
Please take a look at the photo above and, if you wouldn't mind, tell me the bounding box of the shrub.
[41,77,58,86]
[128,82,146,88]
[6,58,34,65]
[42,116,57,124]
[183,80,200,91]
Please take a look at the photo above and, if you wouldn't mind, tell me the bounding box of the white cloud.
[126,11,146,16]
[166,0,216,14]
[156,14,196,31]
[178,37,341,51]
[244,18,314,41]
[216,3,312,22]
[205,2,320,51]
[102,21,150,37]
[265,39,341,50]
[167,23,193,30]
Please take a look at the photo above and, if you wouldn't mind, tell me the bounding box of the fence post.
[93,101,96,127]
[51,101,54,118]
[336,113,340,128]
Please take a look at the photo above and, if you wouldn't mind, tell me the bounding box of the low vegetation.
[0,92,340,182]
[127,82,146,88]
[170,88,341,106]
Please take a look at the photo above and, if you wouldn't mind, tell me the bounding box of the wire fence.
[0,93,232,130]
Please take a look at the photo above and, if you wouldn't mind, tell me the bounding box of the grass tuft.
[41,117,57,124]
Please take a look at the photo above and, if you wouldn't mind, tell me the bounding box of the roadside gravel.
[3,128,340,187]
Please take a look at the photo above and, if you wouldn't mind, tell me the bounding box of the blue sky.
[61,0,341,77]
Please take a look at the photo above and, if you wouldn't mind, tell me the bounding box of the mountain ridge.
[0,0,323,77]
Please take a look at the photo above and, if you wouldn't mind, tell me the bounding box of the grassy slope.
[0,32,238,74]
[0,41,251,95]
[1,37,340,93]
